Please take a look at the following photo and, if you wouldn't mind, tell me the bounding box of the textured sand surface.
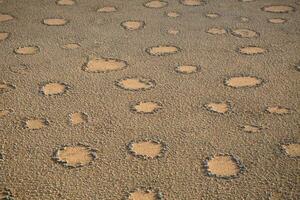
[0,0,299,199]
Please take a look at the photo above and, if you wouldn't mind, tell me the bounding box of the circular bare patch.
[0,82,15,94]
[0,13,14,22]
[43,18,68,26]
[146,45,180,56]
[53,144,97,168]
[268,18,286,24]
[205,102,229,114]
[204,154,244,179]
[23,118,49,130]
[166,11,180,18]
[266,106,290,114]
[128,139,166,159]
[131,101,162,114]
[83,57,127,73]
[205,13,220,18]
[175,65,198,74]
[0,188,13,199]
[225,76,262,88]
[121,20,145,30]
[0,109,12,118]
[231,29,259,38]
[0,32,9,41]
[61,43,80,49]
[14,46,39,55]
[206,27,227,35]
[268,192,284,200]
[56,0,75,5]
[40,82,68,96]
[127,188,163,200]
[115,77,155,91]
[262,5,295,13]
[144,0,168,8]
[180,0,206,6]
[167,29,179,35]
[238,46,266,55]
[241,125,262,133]
[281,143,300,157]
[97,6,117,13]
[69,112,88,125]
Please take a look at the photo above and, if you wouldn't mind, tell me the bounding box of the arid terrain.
[0,0,299,199]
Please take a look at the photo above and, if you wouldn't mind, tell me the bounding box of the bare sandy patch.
[0,32,9,41]
[128,140,166,159]
[69,112,88,125]
[281,143,300,157]
[127,189,162,200]
[231,29,259,38]
[97,6,117,13]
[206,27,227,35]
[268,18,286,24]
[269,192,284,200]
[83,57,127,73]
[146,45,180,56]
[175,65,198,74]
[53,145,97,168]
[167,29,179,35]
[180,0,206,6]
[116,77,155,91]
[144,0,168,8]
[24,118,48,130]
[121,20,145,30]
[205,155,244,178]
[266,106,290,114]
[262,5,295,13]
[205,102,229,114]
[56,0,75,6]
[43,18,68,26]
[242,125,261,133]
[40,82,68,96]
[0,109,12,118]
[131,101,162,114]
[166,11,180,18]
[205,13,220,18]
[14,46,39,55]
[238,46,266,55]
[61,43,80,49]
[0,82,15,93]
[225,76,262,88]
[0,13,14,22]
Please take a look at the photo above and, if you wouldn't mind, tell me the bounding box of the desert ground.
[0,0,299,199]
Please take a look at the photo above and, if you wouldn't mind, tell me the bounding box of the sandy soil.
[0,0,299,199]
